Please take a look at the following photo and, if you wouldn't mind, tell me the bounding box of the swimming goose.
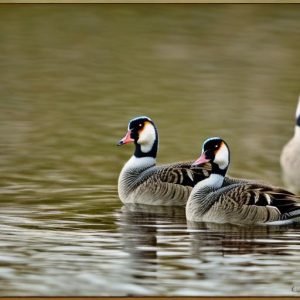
[280,96,300,193]
[117,116,213,206]
[186,137,300,225]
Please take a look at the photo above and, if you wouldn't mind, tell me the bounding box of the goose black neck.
[211,162,228,177]
[297,115,300,127]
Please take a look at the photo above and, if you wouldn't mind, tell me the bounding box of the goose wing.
[130,162,212,206]
[217,183,300,223]
[154,161,212,187]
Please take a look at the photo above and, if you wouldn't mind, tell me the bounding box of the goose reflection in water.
[115,204,186,288]
[187,221,294,256]
[113,200,300,296]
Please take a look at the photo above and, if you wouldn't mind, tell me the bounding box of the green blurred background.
[1,4,300,190]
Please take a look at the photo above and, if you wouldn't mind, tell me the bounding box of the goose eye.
[138,123,143,127]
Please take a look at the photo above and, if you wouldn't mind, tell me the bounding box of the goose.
[186,137,300,225]
[280,96,300,194]
[117,116,214,206]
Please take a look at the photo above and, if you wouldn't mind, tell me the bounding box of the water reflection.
[188,221,292,256]
[185,222,300,295]
[116,204,186,294]
[121,203,186,218]
[117,206,159,289]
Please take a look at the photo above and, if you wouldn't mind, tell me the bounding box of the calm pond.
[0,4,300,296]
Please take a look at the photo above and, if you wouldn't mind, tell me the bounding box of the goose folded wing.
[232,184,300,219]
[153,161,212,187]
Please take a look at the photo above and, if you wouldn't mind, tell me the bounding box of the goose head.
[117,116,158,158]
[192,137,230,177]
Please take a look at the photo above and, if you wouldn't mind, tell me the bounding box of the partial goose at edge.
[280,95,300,194]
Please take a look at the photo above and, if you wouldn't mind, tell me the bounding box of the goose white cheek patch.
[214,143,229,170]
[138,123,156,153]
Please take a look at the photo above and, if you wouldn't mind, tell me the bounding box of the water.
[0,4,300,296]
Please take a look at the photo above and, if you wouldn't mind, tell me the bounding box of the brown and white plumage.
[117,116,214,206]
[119,158,214,206]
[186,137,300,225]
[280,96,300,194]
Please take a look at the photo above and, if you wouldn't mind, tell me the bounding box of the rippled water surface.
[1,4,300,296]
